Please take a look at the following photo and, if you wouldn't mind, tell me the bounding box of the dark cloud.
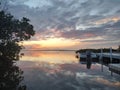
[60,20,120,41]
[1,0,120,45]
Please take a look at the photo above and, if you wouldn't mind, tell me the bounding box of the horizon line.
[22,49,77,51]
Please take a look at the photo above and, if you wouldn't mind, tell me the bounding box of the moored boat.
[77,52,98,62]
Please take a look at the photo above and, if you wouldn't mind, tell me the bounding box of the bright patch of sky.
[24,0,53,8]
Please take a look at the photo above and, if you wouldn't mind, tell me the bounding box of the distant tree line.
[76,46,120,53]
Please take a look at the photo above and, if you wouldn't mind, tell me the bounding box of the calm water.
[17,51,120,90]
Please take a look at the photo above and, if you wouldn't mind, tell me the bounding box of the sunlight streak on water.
[20,51,78,64]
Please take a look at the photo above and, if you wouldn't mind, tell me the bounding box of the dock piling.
[110,47,112,63]
[100,48,103,72]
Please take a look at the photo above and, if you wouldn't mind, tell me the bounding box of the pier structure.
[98,48,120,75]
[78,48,120,75]
[79,49,120,64]
[97,48,120,64]
[109,64,120,75]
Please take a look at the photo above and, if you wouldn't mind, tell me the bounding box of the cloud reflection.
[93,77,120,87]
[17,60,120,90]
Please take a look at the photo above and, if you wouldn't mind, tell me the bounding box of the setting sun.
[22,38,80,49]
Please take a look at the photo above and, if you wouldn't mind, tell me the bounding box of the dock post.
[111,71,113,76]
[110,47,112,63]
[100,48,103,72]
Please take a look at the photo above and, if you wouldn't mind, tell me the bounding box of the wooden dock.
[109,64,120,75]
[78,50,120,63]
[76,48,120,75]
[97,53,120,60]
[97,53,120,64]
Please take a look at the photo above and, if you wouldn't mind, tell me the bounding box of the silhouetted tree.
[0,10,35,61]
[118,45,120,52]
[0,60,26,90]
[0,2,35,90]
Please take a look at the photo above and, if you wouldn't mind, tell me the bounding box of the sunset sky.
[1,0,120,49]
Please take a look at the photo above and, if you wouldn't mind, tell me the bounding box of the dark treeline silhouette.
[118,45,120,52]
[76,47,120,53]
[0,2,35,90]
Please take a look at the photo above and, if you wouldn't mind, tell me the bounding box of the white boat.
[80,52,97,58]
[76,52,98,62]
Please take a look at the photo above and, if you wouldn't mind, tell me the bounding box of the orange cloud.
[93,16,120,25]
[24,44,42,49]
[83,33,95,37]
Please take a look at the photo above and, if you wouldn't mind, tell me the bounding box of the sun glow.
[22,38,80,49]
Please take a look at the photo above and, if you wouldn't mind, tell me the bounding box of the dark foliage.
[0,3,35,90]
[0,56,26,90]
[117,45,120,52]
[0,10,35,61]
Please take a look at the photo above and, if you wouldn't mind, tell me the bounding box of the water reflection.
[0,56,26,90]
[20,51,78,64]
[18,61,120,90]
[18,51,120,90]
